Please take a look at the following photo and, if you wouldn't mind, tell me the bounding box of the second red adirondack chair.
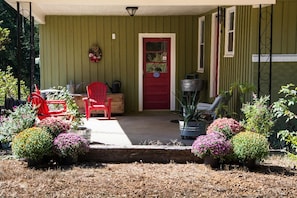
[83,82,112,120]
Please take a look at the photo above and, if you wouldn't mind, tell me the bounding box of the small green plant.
[231,131,270,163]
[37,117,71,138]
[241,94,274,138]
[12,127,53,162]
[53,132,89,163]
[0,103,36,144]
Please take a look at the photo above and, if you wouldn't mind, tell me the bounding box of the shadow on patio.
[80,111,195,146]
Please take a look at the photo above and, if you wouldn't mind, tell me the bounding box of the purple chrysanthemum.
[191,131,232,159]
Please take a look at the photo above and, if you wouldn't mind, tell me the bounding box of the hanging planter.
[88,44,102,63]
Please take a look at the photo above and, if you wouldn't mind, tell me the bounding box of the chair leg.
[108,107,111,120]
[85,108,90,120]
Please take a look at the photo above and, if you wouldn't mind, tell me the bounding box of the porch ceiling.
[5,0,276,24]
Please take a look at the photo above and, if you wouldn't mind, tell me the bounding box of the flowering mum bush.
[206,117,243,139]
[12,127,53,161]
[37,117,71,138]
[54,132,89,162]
[191,131,232,159]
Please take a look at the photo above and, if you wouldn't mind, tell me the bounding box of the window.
[224,7,236,57]
[197,16,205,73]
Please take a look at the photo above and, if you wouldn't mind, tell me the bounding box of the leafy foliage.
[231,131,270,162]
[273,84,297,159]
[0,103,36,144]
[12,127,53,161]
[241,95,274,137]
[273,84,297,121]
[0,20,10,51]
[0,1,40,88]
[176,90,204,127]
[0,66,29,104]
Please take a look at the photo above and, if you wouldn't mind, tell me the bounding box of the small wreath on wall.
[89,44,102,63]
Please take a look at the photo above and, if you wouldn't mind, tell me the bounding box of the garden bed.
[0,153,297,197]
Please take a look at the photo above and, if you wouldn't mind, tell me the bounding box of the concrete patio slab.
[81,118,132,146]
[80,111,196,146]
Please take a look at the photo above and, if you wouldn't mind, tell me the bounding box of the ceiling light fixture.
[126,7,138,16]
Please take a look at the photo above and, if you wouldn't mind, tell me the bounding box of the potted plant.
[176,91,208,139]
[191,131,232,168]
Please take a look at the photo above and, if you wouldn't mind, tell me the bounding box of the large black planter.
[179,120,207,139]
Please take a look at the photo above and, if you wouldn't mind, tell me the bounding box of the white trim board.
[252,54,297,62]
[138,33,176,112]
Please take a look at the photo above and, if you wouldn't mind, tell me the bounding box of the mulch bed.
[1,149,297,197]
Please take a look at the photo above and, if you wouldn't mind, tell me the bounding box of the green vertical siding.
[215,6,254,111]
[40,15,199,112]
[250,0,297,102]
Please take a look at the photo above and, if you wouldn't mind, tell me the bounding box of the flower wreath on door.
[89,44,102,63]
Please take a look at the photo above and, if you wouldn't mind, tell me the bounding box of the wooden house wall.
[199,6,254,112]
[39,16,199,113]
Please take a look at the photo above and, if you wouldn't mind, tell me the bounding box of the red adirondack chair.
[83,82,112,120]
[28,92,71,120]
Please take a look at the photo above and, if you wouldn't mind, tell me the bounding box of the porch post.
[257,4,261,96]
[269,5,273,104]
[16,1,21,100]
[29,2,35,93]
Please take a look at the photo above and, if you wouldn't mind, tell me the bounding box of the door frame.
[138,33,176,111]
[209,12,221,98]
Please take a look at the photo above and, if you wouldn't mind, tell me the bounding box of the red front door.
[143,38,170,109]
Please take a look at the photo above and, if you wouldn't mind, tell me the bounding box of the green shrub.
[0,66,29,105]
[37,117,71,138]
[231,131,270,163]
[241,95,274,137]
[273,84,297,159]
[0,103,36,144]
[12,127,53,161]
